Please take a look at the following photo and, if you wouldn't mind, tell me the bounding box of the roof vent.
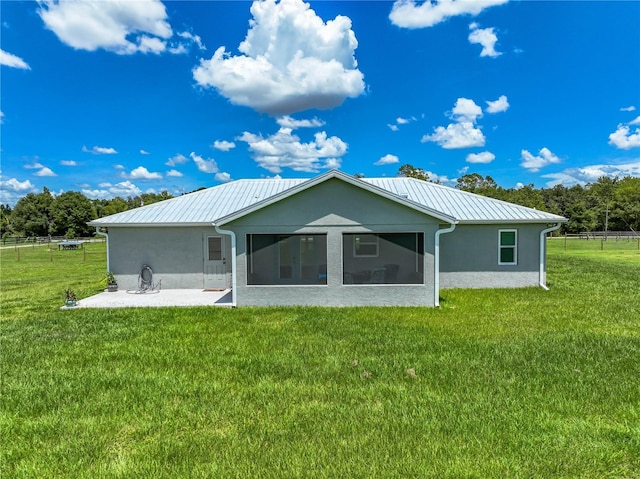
[399,192,409,199]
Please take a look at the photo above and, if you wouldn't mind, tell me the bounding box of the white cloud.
[277,116,325,129]
[24,161,56,177]
[212,140,236,152]
[237,127,348,174]
[389,0,508,29]
[114,164,125,170]
[165,153,189,166]
[520,147,561,172]
[486,95,509,113]
[24,162,44,170]
[178,31,205,51]
[166,169,183,178]
[193,0,365,115]
[37,0,174,55]
[215,172,232,183]
[451,98,483,122]
[0,177,37,205]
[609,125,640,150]
[620,106,636,112]
[83,180,142,199]
[426,171,455,186]
[468,23,501,58]
[542,161,640,187]
[0,177,35,193]
[140,149,150,155]
[0,49,31,69]
[629,116,640,126]
[125,166,163,180]
[466,151,495,164]
[190,152,219,174]
[34,167,57,177]
[388,116,416,131]
[59,160,77,166]
[83,145,118,155]
[0,111,4,124]
[422,121,485,149]
[374,154,400,166]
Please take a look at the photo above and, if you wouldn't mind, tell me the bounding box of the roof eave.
[457,218,568,225]
[87,221,214,228]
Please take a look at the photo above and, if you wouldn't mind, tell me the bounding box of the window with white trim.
[498,229,517,265]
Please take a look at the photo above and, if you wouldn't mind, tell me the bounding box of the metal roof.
[89,171,566,227]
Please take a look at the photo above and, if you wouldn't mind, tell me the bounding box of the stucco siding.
[108,226,230,289]
[439,224,544,288]
[225,179,440,306]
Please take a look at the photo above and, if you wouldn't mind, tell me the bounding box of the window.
[343,233,424,284]
[498,229,517,265]
[207,237,222,261]
[353,234,378,257]
[247,234,327,285]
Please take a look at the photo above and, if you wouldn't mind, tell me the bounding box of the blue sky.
[1,0,639,205]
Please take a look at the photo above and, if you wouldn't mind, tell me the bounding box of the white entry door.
[204,236,228,290]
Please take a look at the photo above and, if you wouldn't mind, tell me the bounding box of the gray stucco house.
[88,170,566,307]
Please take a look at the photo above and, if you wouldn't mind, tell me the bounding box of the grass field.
[1,240,638,478]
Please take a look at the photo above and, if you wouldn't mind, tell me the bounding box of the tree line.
[1,188,174,238]
[2,168,639,238]
[398,165,639,234]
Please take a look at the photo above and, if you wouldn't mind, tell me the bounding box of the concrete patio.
[67,289,233,309]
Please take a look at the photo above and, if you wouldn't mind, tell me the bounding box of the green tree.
[1,204,12,237]
[456,173,504,199]
[612,176,640,232]
[50,191,96,237]
[504,184,546,210]
[398,164,430,181]
[11,187,54,236]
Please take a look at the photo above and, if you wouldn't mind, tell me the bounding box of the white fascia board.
[87,222,213,228]
[456,217,568,225]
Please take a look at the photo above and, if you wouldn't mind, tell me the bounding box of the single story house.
[88,170,567,307]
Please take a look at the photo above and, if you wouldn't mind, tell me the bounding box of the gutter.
[214,224,237,307]
[539,223,562,290]
[95,226,110,272]
[434,223,457,307]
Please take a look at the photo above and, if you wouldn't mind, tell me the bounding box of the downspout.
[539,223,562,290]
[95,226,109,272]
[434,223,456,307]
[214,224,237,307]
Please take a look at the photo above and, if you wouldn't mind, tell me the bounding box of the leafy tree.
[398,164,430,181]
[50,191,96,237]
[100,197,129,217]
[612,176,640,232]
[504,184,546,210]
[11,188,54,236]
[1,204,12,237]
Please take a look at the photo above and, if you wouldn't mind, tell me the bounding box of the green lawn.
[1,240,639,478]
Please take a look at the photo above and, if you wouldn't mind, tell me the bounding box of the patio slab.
[67,289,233,309]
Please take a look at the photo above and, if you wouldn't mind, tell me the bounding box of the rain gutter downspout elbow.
[95,226,109,272]
[434,223,456,307]
[539,223,562,290]
[214,223,237,307]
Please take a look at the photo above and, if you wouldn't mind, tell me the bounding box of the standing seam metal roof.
[88,174,566,226]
